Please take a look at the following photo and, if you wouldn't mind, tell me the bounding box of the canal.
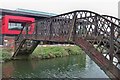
[2,54,109,79]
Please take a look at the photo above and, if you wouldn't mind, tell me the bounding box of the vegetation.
[31,45,84,59]
[0,45,84,61]
[0,48,13,62]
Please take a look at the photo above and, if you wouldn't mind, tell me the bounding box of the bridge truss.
[12,10,120,79]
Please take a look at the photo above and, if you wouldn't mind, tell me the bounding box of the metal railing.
[15,10,120,79]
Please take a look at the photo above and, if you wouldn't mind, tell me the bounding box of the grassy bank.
[0,48,13,61]
[1,45,84,61]
[31,45,84,59]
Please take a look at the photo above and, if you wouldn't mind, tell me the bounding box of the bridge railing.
[15,10,120,69]
[35,10,120,67]
[14,10,120,79]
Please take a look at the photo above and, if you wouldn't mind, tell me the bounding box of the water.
[2,54,109,78]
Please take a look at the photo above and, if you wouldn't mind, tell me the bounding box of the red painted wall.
[2,15,35,34]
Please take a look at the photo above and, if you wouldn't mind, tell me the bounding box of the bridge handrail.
[103,15,120,21]
[15,10,120,48]
[37,10,120,28]
[14,10,120,31]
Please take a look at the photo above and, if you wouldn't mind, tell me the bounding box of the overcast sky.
[0,0,120,17]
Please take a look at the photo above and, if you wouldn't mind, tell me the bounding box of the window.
[2,15,35,34]
[8,22,23,30]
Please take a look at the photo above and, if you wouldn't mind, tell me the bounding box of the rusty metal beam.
[74,38,120,80]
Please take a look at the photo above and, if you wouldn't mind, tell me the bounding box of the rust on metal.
[12,10,120,79]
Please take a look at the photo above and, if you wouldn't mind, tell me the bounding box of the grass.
[0,48,13,61]
[31,45,84,59]
[0,45,84,61]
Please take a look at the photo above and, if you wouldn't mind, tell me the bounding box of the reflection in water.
[3,54,108,78]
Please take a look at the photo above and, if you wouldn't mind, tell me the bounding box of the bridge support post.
[26,24,29,38]
[109,23,114,68]
[94,15,98,36]
[73,13,77,41]
[69,12,77,42]
[24,23,29,50]
[35,22,38,39]
[49,19,53,40]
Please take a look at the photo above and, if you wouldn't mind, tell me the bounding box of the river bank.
[31,45,84,59]
[1,45,84,62]
[2,46,109,78]
[0,48,12,62]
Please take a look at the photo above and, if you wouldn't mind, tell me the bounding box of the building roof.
[0,8,56,19]
[16,8,56,16]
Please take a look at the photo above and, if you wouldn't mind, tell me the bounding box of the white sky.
[0,0,120,17]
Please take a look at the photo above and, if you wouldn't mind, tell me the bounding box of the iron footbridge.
[12,10,120,79]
